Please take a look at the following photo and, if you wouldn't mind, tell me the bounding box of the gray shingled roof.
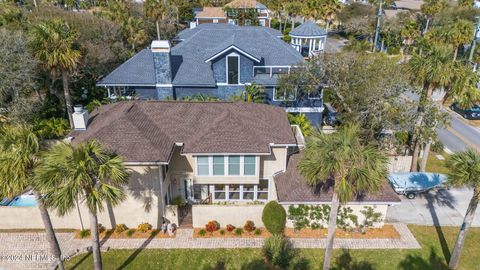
[289,21,328,37]
[274,152,401,203]
[172,24,303,85]
[99,24,300,87]
[98,49,156,86]
[71,101,298,163]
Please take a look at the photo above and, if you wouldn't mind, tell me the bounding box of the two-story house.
[0,101,400,230]
[98,23,325,124]
[194,0,271,27]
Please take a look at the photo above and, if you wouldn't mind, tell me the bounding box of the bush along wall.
[287,205,384,233]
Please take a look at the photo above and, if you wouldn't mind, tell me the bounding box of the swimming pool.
[7,195,37,207]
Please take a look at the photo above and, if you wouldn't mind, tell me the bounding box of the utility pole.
[373,0,384,52]
[469,16,480,65]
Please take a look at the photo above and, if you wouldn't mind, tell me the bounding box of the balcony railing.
[291,124,305,149]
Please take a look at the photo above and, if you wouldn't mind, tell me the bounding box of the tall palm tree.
[144,0,170,40]
[30,19,81,129]
[448,19,474,61]
[298,123,388,270]
[123,17,148,52]
[34,141,129,270]
[445,149,480,269]
[407,44,454,171]
[447,63,480,108]
[0,125,65,270]
[420,0,447,35]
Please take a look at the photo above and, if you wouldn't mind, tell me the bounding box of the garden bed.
[284,224,400,239]
[74,229,176,239]
[193,227,271,238]
[193,225,400,239]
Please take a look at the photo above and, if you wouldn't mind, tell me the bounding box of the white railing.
[291,124,305,149]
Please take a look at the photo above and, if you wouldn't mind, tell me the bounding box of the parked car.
[450,103,480,120]
[323,103,340,126]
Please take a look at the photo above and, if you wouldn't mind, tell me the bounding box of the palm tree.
[400,20,420,62]
[144,0,170,40]
[30,19,81,129]
[34,141,129,270]
[445,149,480,269]
[447,63,480,108]
[448,19,474,61]
[420,0,447,35]
[244,83,267,103]
[0,125,65,270]
[123,17,148,52]
[298,123,388,270]
[407,44,454,171]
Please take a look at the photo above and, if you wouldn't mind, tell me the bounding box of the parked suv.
[450,103,480,120]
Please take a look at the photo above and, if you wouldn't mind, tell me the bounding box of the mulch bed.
[284,224,400,239]
[74,229,176,239]
[194,225,400,239]
[193,228,271,238]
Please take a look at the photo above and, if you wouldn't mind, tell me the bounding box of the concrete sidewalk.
[0,223,419,270]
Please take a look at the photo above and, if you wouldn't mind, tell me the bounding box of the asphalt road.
[386,188,480,227]
[438,110,480,153]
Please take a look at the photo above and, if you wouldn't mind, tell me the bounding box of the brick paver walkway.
[0,223,419,270]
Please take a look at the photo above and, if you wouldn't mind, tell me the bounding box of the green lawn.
[66,225,480,270]
[426,152,449,174]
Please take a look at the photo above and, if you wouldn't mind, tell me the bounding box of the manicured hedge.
[262,201,286,234]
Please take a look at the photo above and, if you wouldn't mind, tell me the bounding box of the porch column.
[309,39,313,54]
[313,39,317,51]
[158,165,165,227]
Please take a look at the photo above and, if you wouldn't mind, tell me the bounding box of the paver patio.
[0,223,419,270]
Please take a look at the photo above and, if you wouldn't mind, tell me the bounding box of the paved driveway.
[386,187,480,227]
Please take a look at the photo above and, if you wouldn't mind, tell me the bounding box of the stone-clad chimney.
[151,41,173,99]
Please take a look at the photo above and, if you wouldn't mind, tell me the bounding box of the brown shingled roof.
[196,7,227,18]
[274,152,401,204]
[71,101,297,163]
[225,0,258,8]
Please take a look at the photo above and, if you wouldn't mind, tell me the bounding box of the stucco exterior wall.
[260,147,287,178]
[0,165,177,230]
[192,203,389,229]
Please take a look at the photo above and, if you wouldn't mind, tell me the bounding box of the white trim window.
[228,156,241,175]
[213,156,225,175]
[195,155,256,177]
[226,53,240,85]
[244,156,256,176]
[213,19,219,23]
[273,87,296,101]
[214,184,227,200]
[210,181,269,202]
[197,156,209,176]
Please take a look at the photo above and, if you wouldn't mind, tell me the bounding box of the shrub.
[97,223,106,234]
[137,222,152,233]
[226,224,235,232]
[219,229,225,235]
[171,196,183,206]
[126,229,135,237]
[205,220,220,233]
[34,117,70,139]
[79,229,90,238]
[359,206,383,233]
[254,228,262,236]
[243,220,256,232]
[262,201,286,235]
[234,228,243,236]
[262,235,293,269]
[115,224,128,233]
[198,229,207,236]
[432,140,444,153]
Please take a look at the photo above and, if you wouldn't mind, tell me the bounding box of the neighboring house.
[289,21,328,57]
[194,7,227,25]
[224,0,271,27]
[98,23,325,124]
[0,101,400,229]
